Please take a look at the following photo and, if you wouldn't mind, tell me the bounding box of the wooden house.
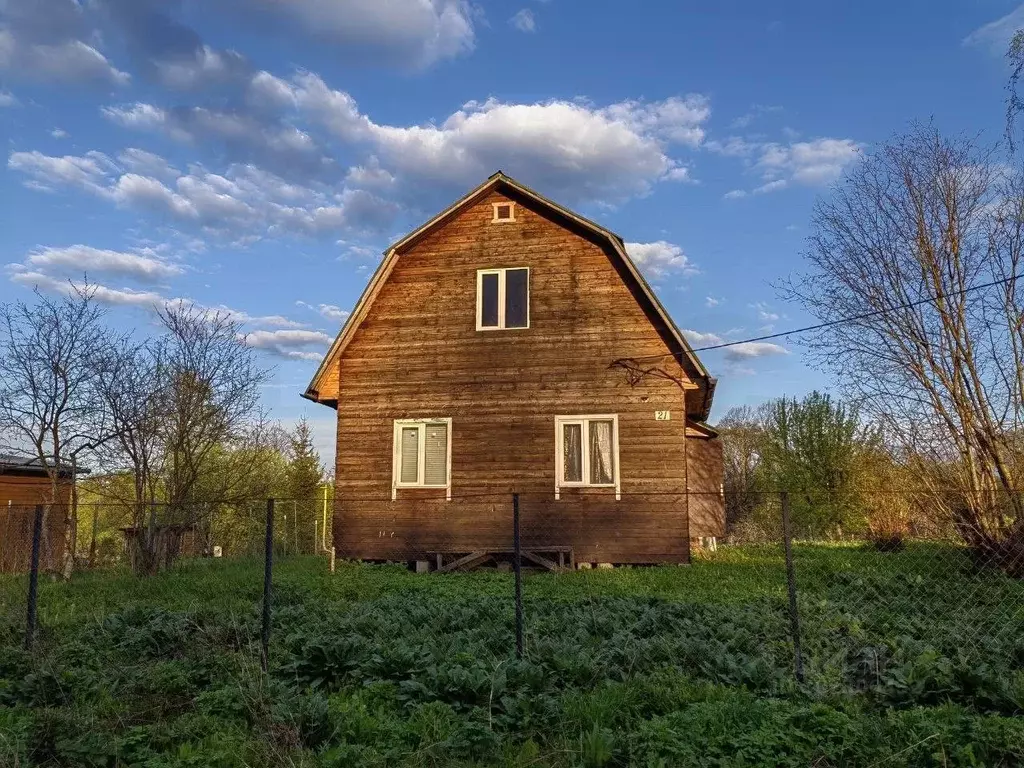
[304,172,724,568]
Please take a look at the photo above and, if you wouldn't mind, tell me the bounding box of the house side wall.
[0,475,70,572]
[332,190,704,564]
[686,437,725,539]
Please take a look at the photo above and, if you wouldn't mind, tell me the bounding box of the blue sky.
[1,0,1021,463]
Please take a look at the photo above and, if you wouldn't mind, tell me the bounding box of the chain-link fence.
[6,490,1024,667]
[1,503,66,573]
[2,489,1023,764]
[70,498,334,568]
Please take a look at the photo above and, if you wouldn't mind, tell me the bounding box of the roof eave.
[304,246,398,402]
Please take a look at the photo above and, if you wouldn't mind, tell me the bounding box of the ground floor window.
[555,415,620,500]
[392,418,451,499]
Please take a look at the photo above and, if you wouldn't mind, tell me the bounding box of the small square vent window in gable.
[492,201,515,222]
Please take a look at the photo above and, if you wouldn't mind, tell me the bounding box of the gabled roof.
[0,453,88,477]
[303,171,716,419]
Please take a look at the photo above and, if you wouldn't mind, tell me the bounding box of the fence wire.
[2,489,1023,765]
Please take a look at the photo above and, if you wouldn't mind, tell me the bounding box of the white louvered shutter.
[423,422,448,485]
[400,426,419,484]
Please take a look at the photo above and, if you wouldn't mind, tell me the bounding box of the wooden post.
[292,501,298,555]
[88,503,99,568]
[512,493,523,659]
[329,546,336,573]
[261,498,274,672]
[781,492,804,683]
[25,504,44,651]
[322,485,329,552]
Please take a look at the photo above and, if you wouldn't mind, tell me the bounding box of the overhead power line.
[631,271,1024,363]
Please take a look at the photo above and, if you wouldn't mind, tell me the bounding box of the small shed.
[120,523,201,572]
[0,454,84,572]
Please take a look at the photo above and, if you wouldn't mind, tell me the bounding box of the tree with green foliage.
[287,418,323,502]
[759,391,878,537]
[285,418,324,554]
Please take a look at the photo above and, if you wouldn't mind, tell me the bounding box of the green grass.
[2,543,1023,767]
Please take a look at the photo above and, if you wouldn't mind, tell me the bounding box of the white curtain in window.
[589,420,614,485]
[562,423,582,482]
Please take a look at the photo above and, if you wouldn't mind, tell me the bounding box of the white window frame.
[491,201,516,222]
[392,418,452,500]
[476,267,530,331]
[554,414,620,501]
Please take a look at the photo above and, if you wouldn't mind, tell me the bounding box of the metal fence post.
[261,498,274,672]
[512,492,524,659]
[24,504,44,651]
[780,491,804,683]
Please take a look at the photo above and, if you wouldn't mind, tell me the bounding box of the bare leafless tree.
[98,303,272,574]
[0,285,120,578]
[93,335,167,567]
[784,124,1024,571]
[716,405,766,530]
[1006,30,1024,152]
[157,303,272,507]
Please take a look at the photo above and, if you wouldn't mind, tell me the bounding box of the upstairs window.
[393,419,451,499]
[492,202,515,222]
[477,267,529,330]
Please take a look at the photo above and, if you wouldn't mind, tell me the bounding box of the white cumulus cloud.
[755,138,861,189]
[243,329,332,361]
[296,300,350,323]
[8,150,116,194]
[24,244,183,282]
[0,29,129,86]
[235,0,476,69]
[750,302,780,322]
[682,329,725,347]
[723,342,789,361]
[625,241,698,280]
[242,71,708,202]
[117,148,181,183]
[8,149,398,241]
[720,137,861,197]
[510,9,536,33]
[964,4,1024,53]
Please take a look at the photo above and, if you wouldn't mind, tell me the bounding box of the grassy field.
[1,544,1023,767]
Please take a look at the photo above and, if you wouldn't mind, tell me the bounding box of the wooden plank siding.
[329,188,706,564]
[0,476,70,572]
[686,436,726,539]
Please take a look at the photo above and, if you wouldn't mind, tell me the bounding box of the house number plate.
[655,411,671,421]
